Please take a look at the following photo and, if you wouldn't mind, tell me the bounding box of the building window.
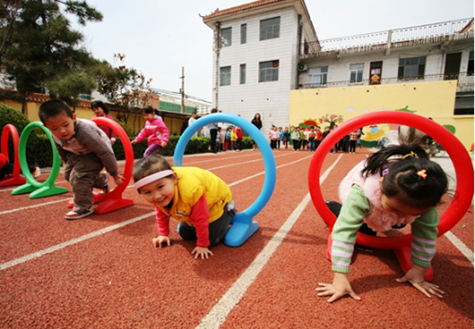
[79,93,91,100]
[241,24,247,44]
[220,66,231,86]
[454,94,474,115]
[240,64,246,84]
[259,60,279,82]
[398,56,426,79]
[260,17,280,41]
[467,51,474,76]
[308,66,328,85]
[350,63,364,83]
[221,27,232,47]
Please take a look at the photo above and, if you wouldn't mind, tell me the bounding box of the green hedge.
[1,102,254,167]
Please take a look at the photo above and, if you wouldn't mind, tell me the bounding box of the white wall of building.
[212,7,300,132]
[300,46,474,85]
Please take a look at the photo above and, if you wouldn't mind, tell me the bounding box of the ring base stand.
[12,183,68,198]
[0,176,26,187]
[224,212,259,247]
[68,192,133,214]
[94,197,134,214]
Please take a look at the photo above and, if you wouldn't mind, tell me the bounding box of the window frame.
[240,64,246,84]
[241,24,247,44]
[349,63,364,83]
[467,51,474,76]
[260,17,280,41]
[259,60,279,82]
[220,66,231,86]
[308,66,328,86]
[221,27,232,47]
[398,56,426,80]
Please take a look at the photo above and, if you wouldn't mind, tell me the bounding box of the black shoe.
[325,201,342,217]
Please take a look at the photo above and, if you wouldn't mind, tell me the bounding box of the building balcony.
[301,18,474,58]
[298,72,474,93]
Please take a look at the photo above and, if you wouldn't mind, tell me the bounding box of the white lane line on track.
[195,155,343,329]
[444,231,474,265]
[0,198,72,215]
[0,212,155,271]
[0,154,312,270]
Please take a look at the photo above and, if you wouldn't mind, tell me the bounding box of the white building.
[202,0,318,132]
[298,18,474,115]
[203,0,473,132]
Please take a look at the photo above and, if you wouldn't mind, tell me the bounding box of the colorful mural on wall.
[289,81,472,149]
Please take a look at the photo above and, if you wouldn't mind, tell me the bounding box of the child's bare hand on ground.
[192,246,213,259]
[152,236,171,248]
[395,264,445,298]
[113,174,124,185]
[316,272,361,303]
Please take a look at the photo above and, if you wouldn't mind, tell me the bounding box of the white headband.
[135,169,174,190]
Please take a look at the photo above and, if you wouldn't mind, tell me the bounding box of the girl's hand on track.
[191,246,213,259]
[396,265,445,298]
[152,236,171,248]
[316,272,361,303]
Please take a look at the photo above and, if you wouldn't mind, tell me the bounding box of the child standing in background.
[349,130,359,154]
[225,127,232,151]
[269,125,279,150]
[230,126,238,152]
[282,127,290,149]
[317,143,448,302]
[291,126,301,151]
[131,106,169,158]
[277,127,283,149]
[235,126,243,151]
[215,127,221,152]
[300,127,308,151]
[91,101,117,145]
[315,126,323,150]
[133,154,237,259]
[39,100,124,220]
[308,127,316,152]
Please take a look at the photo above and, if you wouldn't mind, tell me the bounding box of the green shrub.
[0,103,30,135]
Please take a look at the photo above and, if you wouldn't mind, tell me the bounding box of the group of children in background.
[215,125,243,152]
[2,100,453,303]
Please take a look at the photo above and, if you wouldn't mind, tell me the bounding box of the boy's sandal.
[64,209,94,220]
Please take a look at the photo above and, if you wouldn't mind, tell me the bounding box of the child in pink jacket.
[132,106,169,157]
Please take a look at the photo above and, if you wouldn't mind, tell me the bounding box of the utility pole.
[180,66,185,113]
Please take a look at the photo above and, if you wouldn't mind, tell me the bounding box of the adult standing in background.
[208,108,219,153]
[251,113,262,150]
[188,112,198,137]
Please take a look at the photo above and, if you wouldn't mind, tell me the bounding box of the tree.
[0,0,22,68]
[1,0,103,109]
[96,53,155,122]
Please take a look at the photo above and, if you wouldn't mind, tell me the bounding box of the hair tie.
[403,151,415,158]
[382,168,389,177]
[417,169,428,179]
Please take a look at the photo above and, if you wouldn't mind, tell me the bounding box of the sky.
[73,0,474,102]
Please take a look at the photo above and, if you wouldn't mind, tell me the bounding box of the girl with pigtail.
[318,143,448,303]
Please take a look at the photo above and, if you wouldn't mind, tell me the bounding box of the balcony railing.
[298,72,474,92]
[302,18,473,57]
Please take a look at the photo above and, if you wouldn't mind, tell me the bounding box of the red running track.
[0,149,473,328]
